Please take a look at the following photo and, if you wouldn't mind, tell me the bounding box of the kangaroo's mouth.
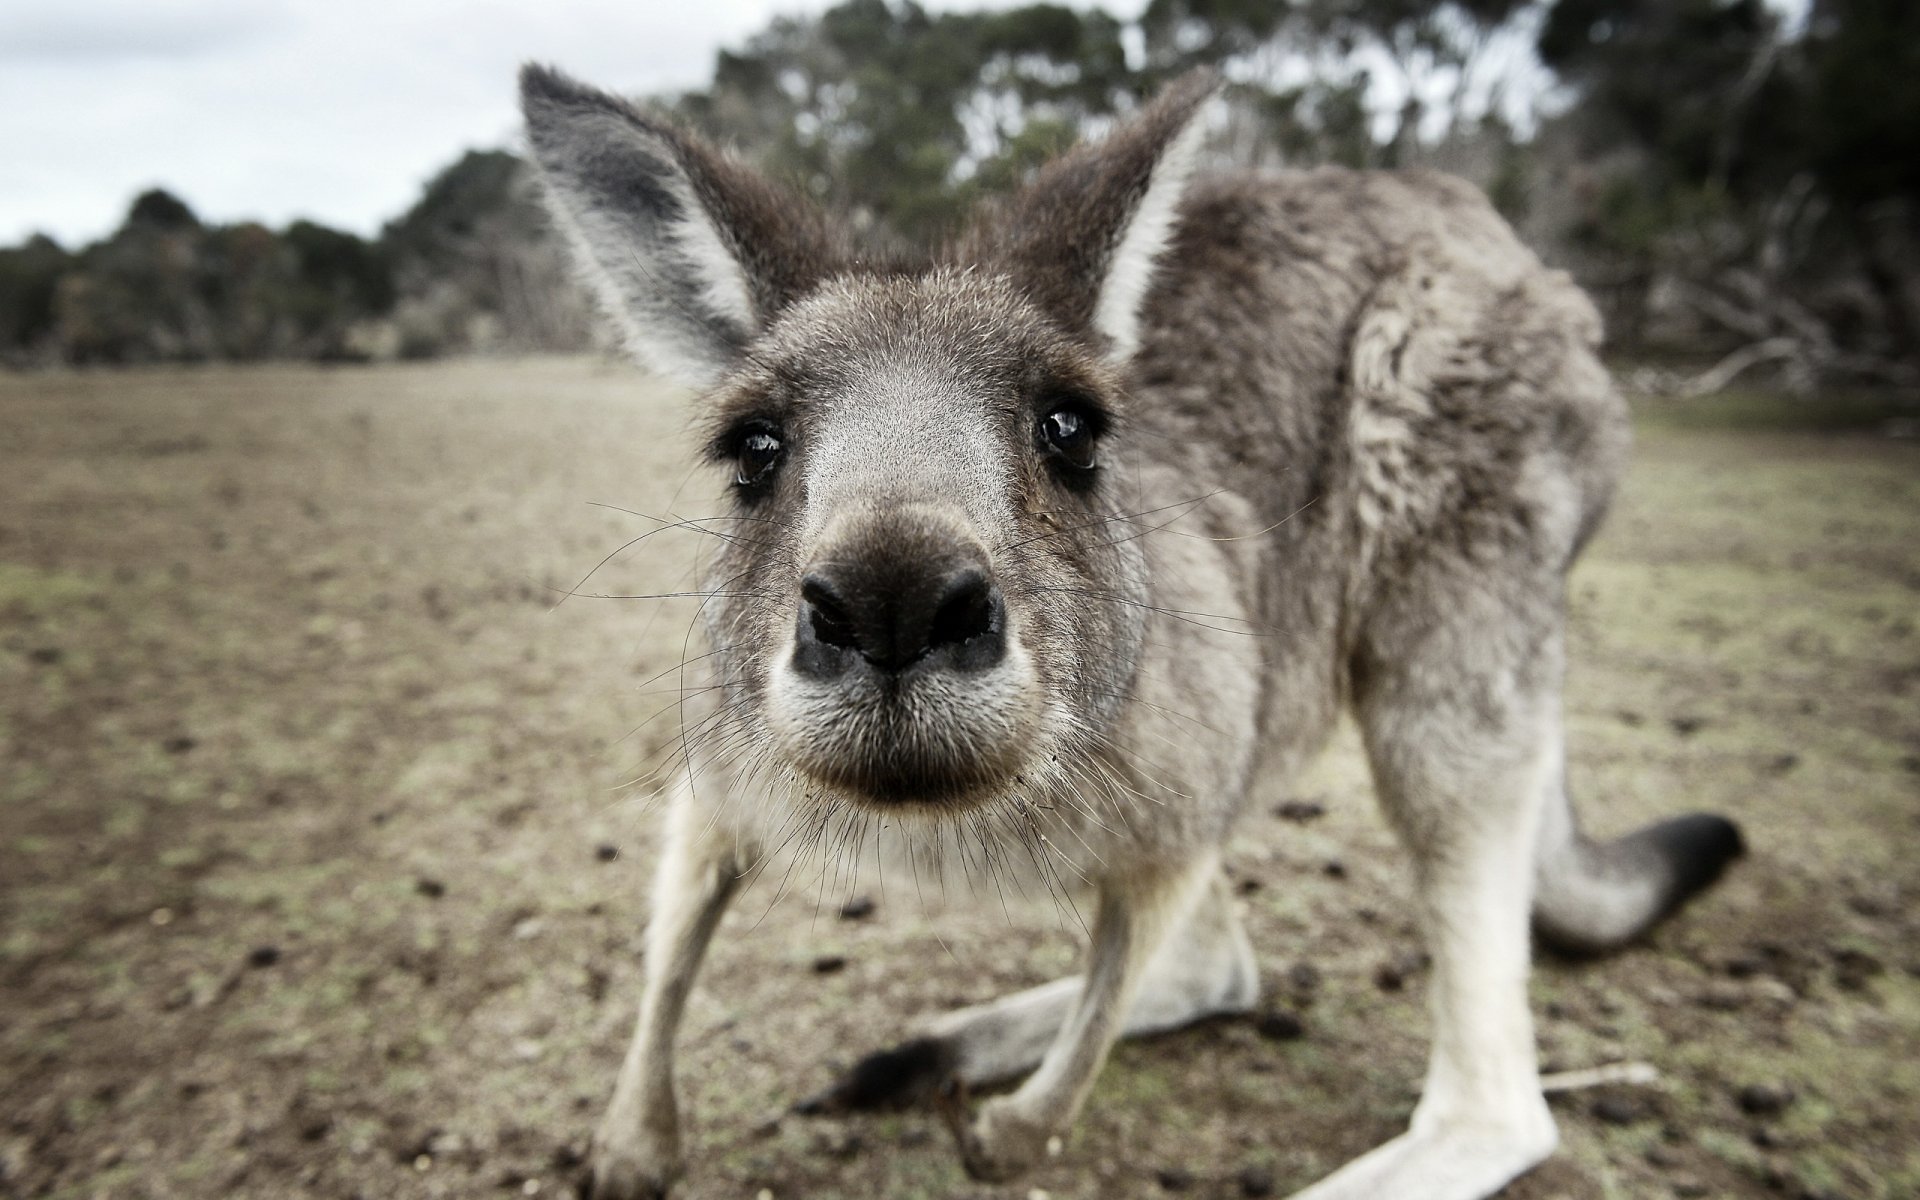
[766,652,1042,809]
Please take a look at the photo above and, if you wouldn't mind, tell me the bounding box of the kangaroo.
[519,64,1745,1200]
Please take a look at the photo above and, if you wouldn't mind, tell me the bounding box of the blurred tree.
[124,188,202,232]
[1540,0,1917,384]
[681,0,1133,242]
[0,235,71,362]
[381,150,594,357]
[0,0,1910,382]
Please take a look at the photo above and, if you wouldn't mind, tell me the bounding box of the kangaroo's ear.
[519,64,839,388]
[962,69,1218,363]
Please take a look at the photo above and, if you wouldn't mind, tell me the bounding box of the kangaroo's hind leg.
[1292,570,1569,1200]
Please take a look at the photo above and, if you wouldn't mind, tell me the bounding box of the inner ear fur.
[953,69,1219,362]
[519,63,846,387]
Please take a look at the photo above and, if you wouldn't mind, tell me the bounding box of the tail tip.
[795,1036,953,1114]
[1655,812,1746,901]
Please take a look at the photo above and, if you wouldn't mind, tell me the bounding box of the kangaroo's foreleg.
[946,851,1219,1182]
[814,864,1257,1112]
[589,794,746,1200]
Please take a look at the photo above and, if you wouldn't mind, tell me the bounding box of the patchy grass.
[1,360,1915,1199]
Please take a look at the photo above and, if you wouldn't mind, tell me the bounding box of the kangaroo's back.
[1141,166,1626,545]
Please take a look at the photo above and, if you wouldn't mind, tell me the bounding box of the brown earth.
[1,359,1916,1200]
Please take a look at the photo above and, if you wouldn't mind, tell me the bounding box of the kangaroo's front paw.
[948,1093,1055,1183]
[586,1128,680,1200]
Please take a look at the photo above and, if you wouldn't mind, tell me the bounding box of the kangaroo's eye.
[736,429,783,487]
[1039,408,1097,471]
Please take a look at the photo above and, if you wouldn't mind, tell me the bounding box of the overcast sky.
[1,0,1145,248]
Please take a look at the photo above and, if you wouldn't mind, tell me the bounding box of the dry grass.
[1,359,1915,1199]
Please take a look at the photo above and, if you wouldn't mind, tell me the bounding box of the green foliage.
[0,235,71,356]
[1802,0,1920,209]
[285,220,396,315]
[680,1,1134,242]
[382,150,526,264]
[25,194,399,364]
[125,188,201,232]
[1540,0,1920,368]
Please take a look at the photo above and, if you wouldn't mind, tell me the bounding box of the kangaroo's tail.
[1532,781,1745,956]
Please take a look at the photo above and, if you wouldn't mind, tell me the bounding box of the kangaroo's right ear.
[519,64,838,389]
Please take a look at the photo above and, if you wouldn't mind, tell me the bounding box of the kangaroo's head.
[521,65,1214,814]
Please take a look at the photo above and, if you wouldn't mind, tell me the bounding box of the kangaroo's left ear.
[960,69,1218,363]
[519,64,843,389]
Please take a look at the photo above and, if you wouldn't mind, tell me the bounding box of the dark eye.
[736,429,783,487]
[1039,407,1097,471]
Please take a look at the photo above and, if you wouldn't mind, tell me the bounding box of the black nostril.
[927,569,999,651]
[792,556,1007,679]
[801,573,859,652]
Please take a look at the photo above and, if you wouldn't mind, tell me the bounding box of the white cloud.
[0,0,824,245]
[0,0,1148,248]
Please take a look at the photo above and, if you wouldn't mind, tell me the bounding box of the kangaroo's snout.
[796,557,1005,679]
[764,507,1042,807]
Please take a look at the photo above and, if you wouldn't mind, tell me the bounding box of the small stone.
[1737,1082,1794,1117]
[149,907,175,927]
[414,878,446,899]
[1833,948,1884,991]
[413,1153,432,1172]
[594,844,620,863]
[1255,1010,1305,1041]
[1156,1166,1194,1191]
[1046,1135,1063,1157]
[1696,982,1747,1011]
[812,955,847,974]
[1285,962,1321,996]
[1724,953,1765,979]
[1238,1165,1276,1197]
[247,945,281,969]
[1374,950,1429,992]
[1592,1095,1642,1125]
[512,917,544,940]
[1645,1144,1682,1168]
[521,1179,541,1196]
[838,896,875,920]
[816,1131,863,1159]
[1847,893,1890,918]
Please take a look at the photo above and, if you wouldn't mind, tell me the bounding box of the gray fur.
[518,66,1744,1200]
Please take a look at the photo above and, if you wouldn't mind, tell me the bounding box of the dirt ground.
[1,358,1915,1200]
